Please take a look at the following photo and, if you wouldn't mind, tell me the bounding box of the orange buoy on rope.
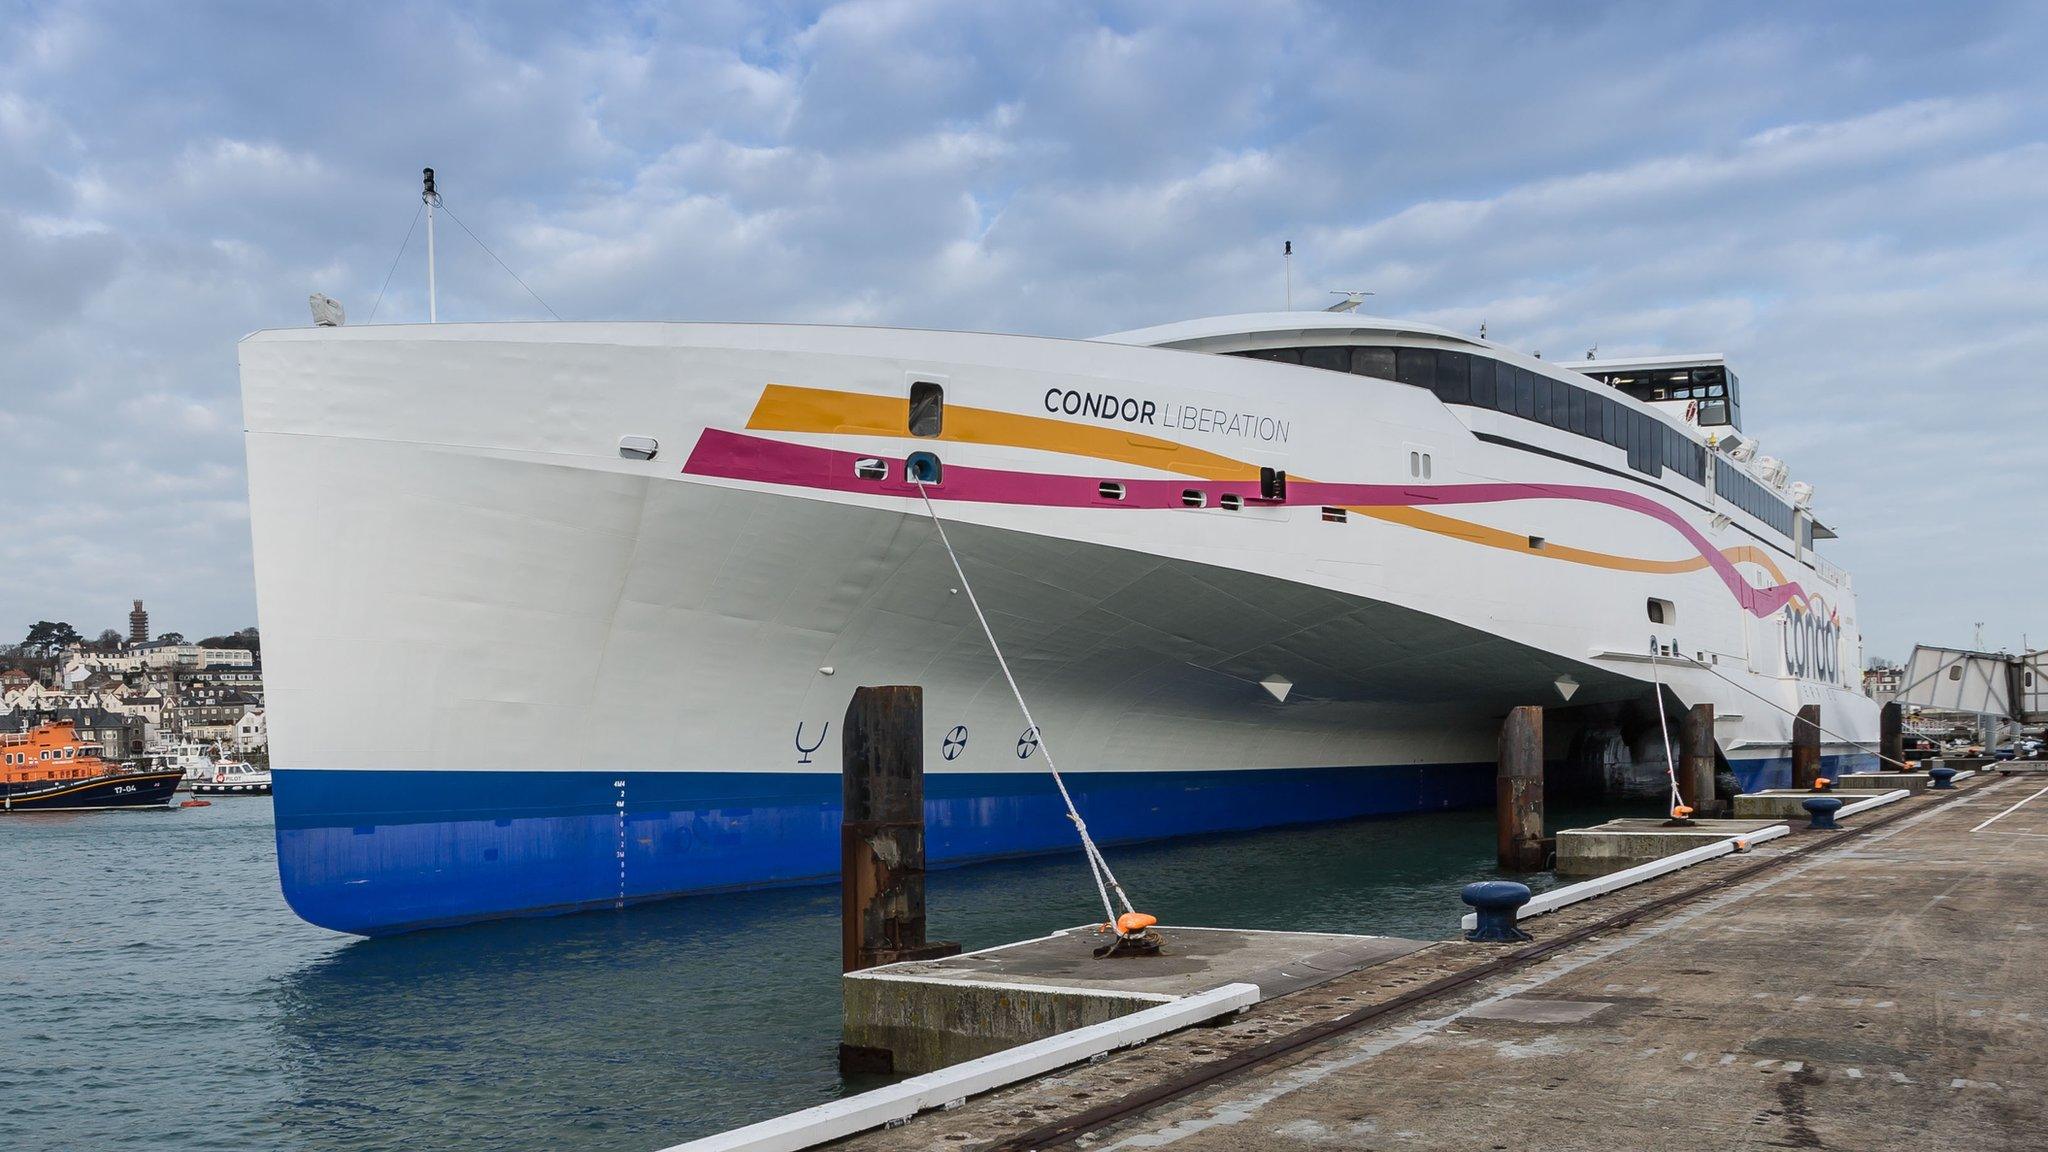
[1669,804,1694,821]
[1115,911,1158,935]
[179,799,212,808]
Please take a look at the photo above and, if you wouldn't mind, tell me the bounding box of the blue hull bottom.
[273,762,1494,935]
[1729,753,1877,795]
[272,751,1879,936]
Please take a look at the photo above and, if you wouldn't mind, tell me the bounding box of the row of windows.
[2,747,79,763]
[1715,460,1798,537]
[1235,344,1807,538]
[1236,345,1710,489]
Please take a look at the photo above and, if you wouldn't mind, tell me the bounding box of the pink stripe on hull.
[682,429,1805,618]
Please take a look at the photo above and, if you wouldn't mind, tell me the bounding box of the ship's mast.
[423,167,439,323]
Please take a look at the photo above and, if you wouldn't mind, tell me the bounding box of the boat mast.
[423,167,438,323]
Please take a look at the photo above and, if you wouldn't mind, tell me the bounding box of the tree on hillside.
[93,629,124,651]
[155,631,186,645]
[197,628,261,653]
[23,621,83,657]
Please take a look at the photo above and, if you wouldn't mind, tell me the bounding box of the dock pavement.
[841,774,2045,1151]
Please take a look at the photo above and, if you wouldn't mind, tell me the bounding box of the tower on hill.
[129,600,149,645]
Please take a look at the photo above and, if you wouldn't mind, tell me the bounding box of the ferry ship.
[240,312,1877,935]
[2,720,183,811]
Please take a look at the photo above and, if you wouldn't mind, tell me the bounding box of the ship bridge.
[1577,354,1742,433]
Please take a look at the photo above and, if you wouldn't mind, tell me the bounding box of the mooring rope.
[909,479,1138,934]
[1672,650,1919,772]
[1645,639,1688,816]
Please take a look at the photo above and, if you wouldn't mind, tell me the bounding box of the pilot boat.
[189,759,273,796]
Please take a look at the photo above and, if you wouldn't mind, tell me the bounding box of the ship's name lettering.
[1042,388,1290,445]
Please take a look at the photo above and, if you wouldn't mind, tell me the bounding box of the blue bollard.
[1802,795,1843,830]
[1462,880,1533,942]
[1929,766,1957,790]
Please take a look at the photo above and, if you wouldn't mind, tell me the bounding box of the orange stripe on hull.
[744,383,1790,586]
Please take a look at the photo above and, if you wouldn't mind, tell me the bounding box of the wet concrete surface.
[839,773,2043,1151]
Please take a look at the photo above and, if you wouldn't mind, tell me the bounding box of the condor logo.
[1044,388,1157,426]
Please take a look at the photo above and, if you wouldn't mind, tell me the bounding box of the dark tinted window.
[1300,346,1349,373]
[1470,357,1497,408]
[1352,347,1397,380]
[1514,367,1537,420]
[1396,347,1436,389]
[1568,387,1590,436]
[1547,378,1571,429]
[908,381,944,437]
[1247,347,1301,364]
[1434,351,1471,404]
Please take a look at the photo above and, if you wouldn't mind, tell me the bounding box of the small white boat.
[146,741,220,791]
[189,759,272,796]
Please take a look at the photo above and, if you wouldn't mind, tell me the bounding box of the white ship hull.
[241,319,1876,934]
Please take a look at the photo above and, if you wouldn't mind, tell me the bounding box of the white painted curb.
[1835,788,1911,818]
[1460,825,1791,932]
[654,982,1259,1152]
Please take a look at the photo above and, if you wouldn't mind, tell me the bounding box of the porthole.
[1182,489,1207,508]
[1322,507,1348,523]
[906,452,942,485]
[1098,482,1127,501]
[1647,598,1675,625]
[854,458,888,481]
[1220,494,1244,511]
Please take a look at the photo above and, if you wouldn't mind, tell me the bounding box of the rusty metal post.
[1792,704,1822,789]
[1680,703,1718,816]
[1880,701,1904,768]
[841,685,959,975]
[1497,706,1546,872]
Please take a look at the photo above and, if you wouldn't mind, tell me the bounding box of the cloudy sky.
[2,1,2042,660]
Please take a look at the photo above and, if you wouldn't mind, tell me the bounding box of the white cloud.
[0,1,2042,658]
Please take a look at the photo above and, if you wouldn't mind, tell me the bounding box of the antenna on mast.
[422,167,439,323]
[1283,240,1293,310]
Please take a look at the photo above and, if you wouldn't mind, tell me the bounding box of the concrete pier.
[1840,770,1934,795]
[841,926,1426,1074]
[1553,816,1782,877]
[1732,787,1892,819]
[829,772,2040,1152]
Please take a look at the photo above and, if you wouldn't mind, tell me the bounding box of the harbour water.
[0,797,1615,1151]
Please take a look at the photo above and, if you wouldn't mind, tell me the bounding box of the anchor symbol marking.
[795,720,829,765]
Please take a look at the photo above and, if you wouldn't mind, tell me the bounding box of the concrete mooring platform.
[1732,788,1892,819]
[1554,816,1782,876]
[842,926,1427,1073]
[1839,770,1936,794]
[816,767,2041,1152]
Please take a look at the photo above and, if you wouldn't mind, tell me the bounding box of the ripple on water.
[1,790,1620,1151]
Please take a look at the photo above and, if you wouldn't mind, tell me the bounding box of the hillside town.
[0,600,265,767]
